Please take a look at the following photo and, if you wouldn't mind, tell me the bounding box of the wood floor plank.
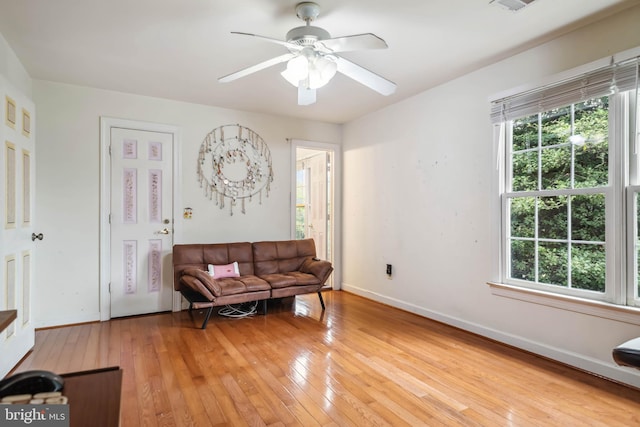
[29,326,66,371]
[365,386,433,426]
[234,349,301,425]
[8,290,640,426]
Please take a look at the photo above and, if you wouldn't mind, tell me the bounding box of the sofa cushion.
[236,275,271,293]
[203,243,255,276]
[258,273,298,289]
[259,272,320,289]
[284,271,322,286]
[214,275,271,296]
[180,268,270,297]
[253,239,317,275]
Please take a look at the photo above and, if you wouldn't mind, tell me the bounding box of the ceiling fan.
[218,2,397,106]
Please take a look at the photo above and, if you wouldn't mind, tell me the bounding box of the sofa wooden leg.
[200,307,214,329]
[262,299,267,315]
[318,292,325,310]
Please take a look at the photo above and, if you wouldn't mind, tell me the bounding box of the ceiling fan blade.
[335,56,396,96]
[231,32,302,51]
[316,33,388,53]
[218,53,296,83]
[298,84,316,106]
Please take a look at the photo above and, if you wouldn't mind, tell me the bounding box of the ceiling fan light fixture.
[490,0,536,11]
[281,55,309,86]
[281,52,337,89]
[308,55,337,89]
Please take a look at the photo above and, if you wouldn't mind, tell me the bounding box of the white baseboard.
[34,312,101,329]
[342,283,640,389]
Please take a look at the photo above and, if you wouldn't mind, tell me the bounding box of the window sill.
[487,282,640,326]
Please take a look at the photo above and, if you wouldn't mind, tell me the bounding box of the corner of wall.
[0,31,33,97]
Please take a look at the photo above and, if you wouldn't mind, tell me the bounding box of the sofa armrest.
[300,258,333,284]
[180,276,215,301]
[181,268,221,298]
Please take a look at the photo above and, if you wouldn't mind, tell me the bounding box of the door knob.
[156,228,170,235]
[32,233,44,241]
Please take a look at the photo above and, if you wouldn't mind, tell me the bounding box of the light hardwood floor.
[12,290,640,426]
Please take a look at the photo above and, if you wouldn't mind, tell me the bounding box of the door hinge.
[108,213,111,224]
[108,283,111,293]
[108,145,111,155]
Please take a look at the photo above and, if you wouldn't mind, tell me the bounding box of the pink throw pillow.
[208,262,240,278]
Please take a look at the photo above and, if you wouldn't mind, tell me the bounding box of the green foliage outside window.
[509,97,608,292]
[296,169,306,239]
[296,206,306,239]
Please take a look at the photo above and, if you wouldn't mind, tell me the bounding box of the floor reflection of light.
[323,387,335,410]
[291,351,311,383]
[506,409,515,427]
[290,368,306,385]
[294,305,309,316]
[321,318,333,344]
[320,359,335,411]
[324,329,334,344]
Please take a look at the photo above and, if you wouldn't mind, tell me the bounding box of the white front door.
[109,126,174,318]
[0,78,36,377]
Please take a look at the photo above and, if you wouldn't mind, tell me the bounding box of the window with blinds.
[493,54,640,306]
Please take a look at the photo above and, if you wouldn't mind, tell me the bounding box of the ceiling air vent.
[490,0,536,12]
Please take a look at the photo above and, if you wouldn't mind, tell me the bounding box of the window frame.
[490,48,640,316]
[626,88,640,306]
[501,99,616,303]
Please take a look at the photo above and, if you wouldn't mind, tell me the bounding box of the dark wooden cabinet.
[0,310,17,333]
[61,367,123,427]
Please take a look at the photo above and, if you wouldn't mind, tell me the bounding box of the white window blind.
[490,57,639,124]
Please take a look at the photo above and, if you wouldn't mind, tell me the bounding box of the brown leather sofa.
[173,238,333,328]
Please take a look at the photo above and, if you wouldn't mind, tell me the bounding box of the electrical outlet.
[386,264,392,276]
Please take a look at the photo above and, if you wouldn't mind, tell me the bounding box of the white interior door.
[109,127,174,318]
[0,77,35,377]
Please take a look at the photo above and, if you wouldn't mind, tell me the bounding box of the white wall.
[0,33,31,97]
[342,5,640,388]
[33,81,341,327]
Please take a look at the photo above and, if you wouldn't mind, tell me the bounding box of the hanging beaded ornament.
[197,124,274,215]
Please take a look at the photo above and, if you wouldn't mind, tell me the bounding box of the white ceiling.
[0,0,636,124]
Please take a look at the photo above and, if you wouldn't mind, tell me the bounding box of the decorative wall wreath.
[197,124,273,215]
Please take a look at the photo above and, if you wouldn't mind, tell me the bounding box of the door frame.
[99,117,182,321]
[290,139,342,290]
